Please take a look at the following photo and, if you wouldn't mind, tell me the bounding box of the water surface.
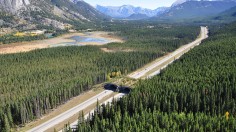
[50,35,110,47]
[71,36,109,44]
[50,42,82,47]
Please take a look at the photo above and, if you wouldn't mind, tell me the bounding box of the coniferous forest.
[73,23,236,131]
[0,24,199,131]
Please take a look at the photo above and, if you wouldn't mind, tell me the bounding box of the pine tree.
[3,115,10,132]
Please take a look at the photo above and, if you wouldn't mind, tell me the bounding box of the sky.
[83,0,177,9]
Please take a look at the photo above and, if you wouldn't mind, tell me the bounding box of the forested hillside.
[74,23,236,131]
[0,24,199,131]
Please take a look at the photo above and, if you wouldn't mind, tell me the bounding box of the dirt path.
[0,31,123,54]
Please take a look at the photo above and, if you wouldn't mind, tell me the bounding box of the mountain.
[156,1,236,20]
[172,0,189,7]
[0,0,30,13]
[219,5,236,17]
[155,7,170,15]
[0,0,108,30]
[211,6,236,22]
[96,5,169,19]
[126,13,149,20]
[172,0,236,7]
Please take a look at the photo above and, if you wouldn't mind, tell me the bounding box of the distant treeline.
[0,29,69,44]
[0,34,46,44]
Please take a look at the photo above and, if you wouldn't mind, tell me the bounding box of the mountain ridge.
[172,0,236,7]
[155,1,236,20]
[126,13,149,20]
[211,5,236,22]
[0,0,30,13]
[96,5,169,19]
[0,0,108,30]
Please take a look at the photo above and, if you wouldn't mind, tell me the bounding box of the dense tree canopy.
[73,22,236,131]
[0,23,198,131]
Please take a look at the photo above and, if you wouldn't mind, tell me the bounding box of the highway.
[28,90,114,132]
[63,93,126,131]
[28,27,208,132]
[60,27,208,131]
[128,26,208,79]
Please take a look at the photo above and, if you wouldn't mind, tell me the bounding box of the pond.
[45,33,53,38]
[71,36,109,44]
[49,35,111,47]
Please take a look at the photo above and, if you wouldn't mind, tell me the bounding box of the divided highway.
[64,93,126,131]
[28,90,114,132]
[128,26,208,79]
[28,27,208,132]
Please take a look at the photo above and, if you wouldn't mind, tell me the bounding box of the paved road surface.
[28,90,113,132]
[128,26,208,79]
[62,93,126,131]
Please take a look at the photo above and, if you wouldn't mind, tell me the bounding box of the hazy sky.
[83,0,177,9]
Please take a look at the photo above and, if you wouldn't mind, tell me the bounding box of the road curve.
[128,26,208,79]
[28,90,113,132]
